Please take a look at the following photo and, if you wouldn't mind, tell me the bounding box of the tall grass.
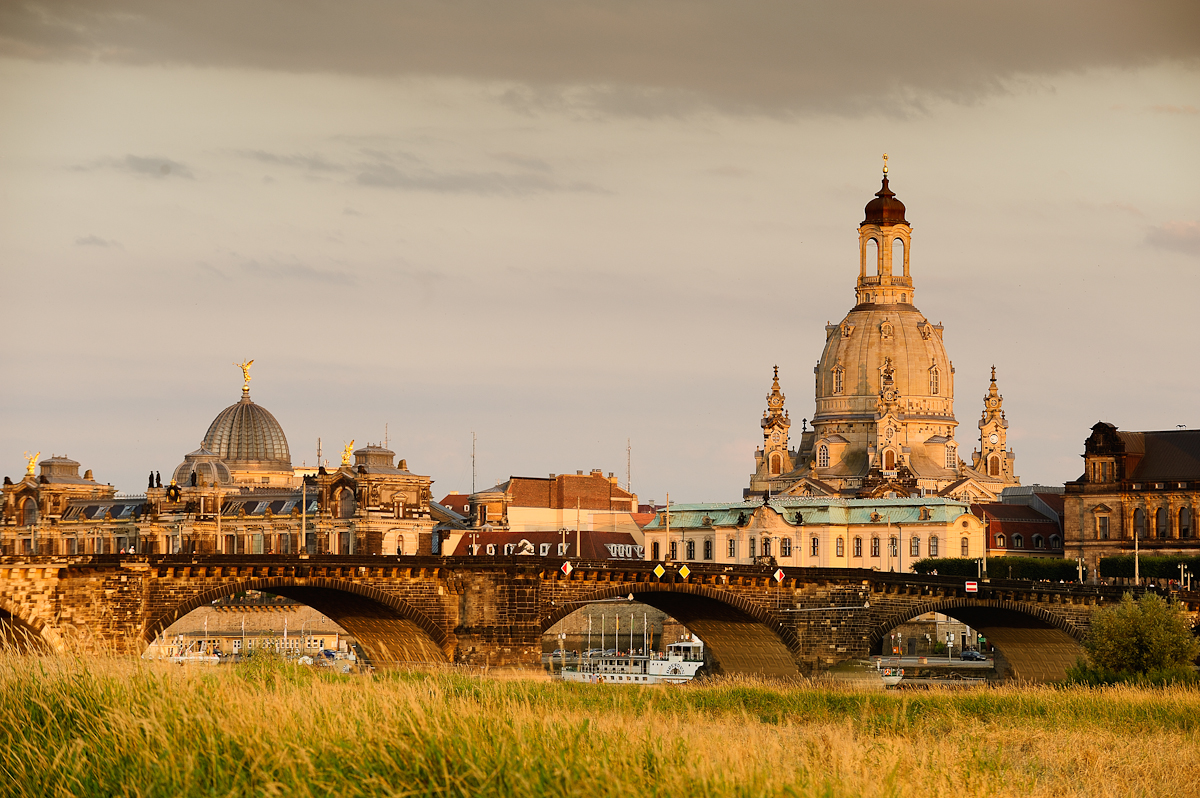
[2,653,1198,798]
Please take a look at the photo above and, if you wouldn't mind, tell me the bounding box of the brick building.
[1064,422,1200,578]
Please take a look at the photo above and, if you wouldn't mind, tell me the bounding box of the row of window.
[815,443,957,470]
[651,535,970,561]
[993,533,1062,549]
[1096,508,1194,540]
[829,365,939,396]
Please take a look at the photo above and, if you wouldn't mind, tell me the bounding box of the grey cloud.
[1146,221,1200,256]
[81,155,194,179]
[355,163,603,195]
[75,234,119,247]
[238,260,356,285]
[3,1,1197,115]
[237,150,345,172]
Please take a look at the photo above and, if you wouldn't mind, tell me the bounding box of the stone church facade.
[748,164,1020,503]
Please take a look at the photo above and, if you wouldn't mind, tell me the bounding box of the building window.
[686,540,695,560]
[1097,515,1110,540]
[762,538,772,557]
[669,541,677,560]
[930,366,940,395]
[929,536,939,557]
[961,537,969,556]
[781,538,792,557]
[728,538,736,558]
[871,537,880,557]
[1033,535,1044,549]
[833,366,844,395]
[811,537,819,557]
[652,541,660,560]
[770,453,782,475]
[988,456,1000,477]
[996,534,1006,548]
[703,539,713,560]
[945,446,956,469]
[1134,508,1147,538]
[884,449,896,471]
[910,537,920,557]
[748,538,756,558]
[1155,508,1168,538]
[1181,507,1192,538]
[888,537,898,557]
[1012,534,1023,549]
[836,537,844,557]
[1050,534,1061,548]
[854,536,863,557]
[818,445,830,468]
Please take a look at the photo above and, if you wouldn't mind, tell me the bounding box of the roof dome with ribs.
[202,389,292,471]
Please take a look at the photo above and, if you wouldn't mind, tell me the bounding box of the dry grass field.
[1,653,1198,798]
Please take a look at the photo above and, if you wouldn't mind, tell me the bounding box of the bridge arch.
[543,582,802,678]
[144,576,450,667]
[0,596,57,653]
[868,598,1087,683]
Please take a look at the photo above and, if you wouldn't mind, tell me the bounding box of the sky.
[1,1,1198,503]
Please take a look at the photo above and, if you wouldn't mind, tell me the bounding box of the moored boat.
[560,636,706,685]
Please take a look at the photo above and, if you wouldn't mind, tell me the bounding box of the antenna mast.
[627,438,631,493]
[472,432,476,494]
[317,438,322,467]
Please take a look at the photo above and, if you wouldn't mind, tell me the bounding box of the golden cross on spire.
[234,359,254,390]
[882,153,889,174]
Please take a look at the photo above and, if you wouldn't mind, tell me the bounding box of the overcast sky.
[1,1,1198,502]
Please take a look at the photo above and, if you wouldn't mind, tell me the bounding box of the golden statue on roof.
[234,359,254,390]
[342,440,355,466]
[23,451,39,476]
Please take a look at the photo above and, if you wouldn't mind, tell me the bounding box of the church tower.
[749,366,795,494]
[972,367,1018,484]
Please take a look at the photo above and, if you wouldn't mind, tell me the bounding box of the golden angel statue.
[23,451,40,475]
[234,359,254,388]
[342,440,355,466]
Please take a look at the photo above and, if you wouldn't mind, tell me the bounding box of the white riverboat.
[560,636,707,685]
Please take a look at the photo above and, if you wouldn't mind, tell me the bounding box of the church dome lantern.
[862,174,907,226]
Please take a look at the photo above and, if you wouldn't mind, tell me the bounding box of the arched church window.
[770,453,781,476]
[892,236,905,274]
[884,450,896,471]
[1181,507,1191,538]
[988,456,1000,477]
[703,539,713,560]
[867,237,880,275]
[818,445,830,468]
[945,445,956,469]
[930,366,940,396]
[833,366,844,394]
[1155,508,1167,538]
[18,497,37,527]
[1134,508,1147,538]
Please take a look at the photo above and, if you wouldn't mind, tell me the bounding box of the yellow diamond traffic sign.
[679,565,691,579]
[653,564,665,579]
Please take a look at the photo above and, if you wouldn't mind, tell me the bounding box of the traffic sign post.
[560,561,573,576]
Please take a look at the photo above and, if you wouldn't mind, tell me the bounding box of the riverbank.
[2,654,1198,797]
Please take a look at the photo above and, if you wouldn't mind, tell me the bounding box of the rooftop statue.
[23,451,39,475]
[234,359,254,389]
[342,440,355,466]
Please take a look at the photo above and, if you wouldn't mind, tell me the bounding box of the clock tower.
[748,366,795,493]
[973,366,1017,483]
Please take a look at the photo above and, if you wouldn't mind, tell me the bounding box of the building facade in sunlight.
[0,368,440,557]
[748,165,1020,503]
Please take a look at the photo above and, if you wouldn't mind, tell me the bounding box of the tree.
[1083,592,1200,676]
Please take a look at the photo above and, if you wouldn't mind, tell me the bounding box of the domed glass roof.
[202,391,292,469]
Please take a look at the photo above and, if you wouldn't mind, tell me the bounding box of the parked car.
[960,650,988,661]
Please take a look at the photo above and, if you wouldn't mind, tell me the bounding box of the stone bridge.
[0,554,1181,682]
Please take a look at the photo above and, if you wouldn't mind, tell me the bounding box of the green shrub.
[1081,592,1200,676]
[1099,554,1200,580]
[912,557,1078,581]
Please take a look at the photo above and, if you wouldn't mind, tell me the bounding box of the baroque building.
[1063,422,1200,577]
[1,364,438,557]
[748,161,1020,502]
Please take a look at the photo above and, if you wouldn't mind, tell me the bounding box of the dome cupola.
[863,174,907,226]
[202,391,292,470]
